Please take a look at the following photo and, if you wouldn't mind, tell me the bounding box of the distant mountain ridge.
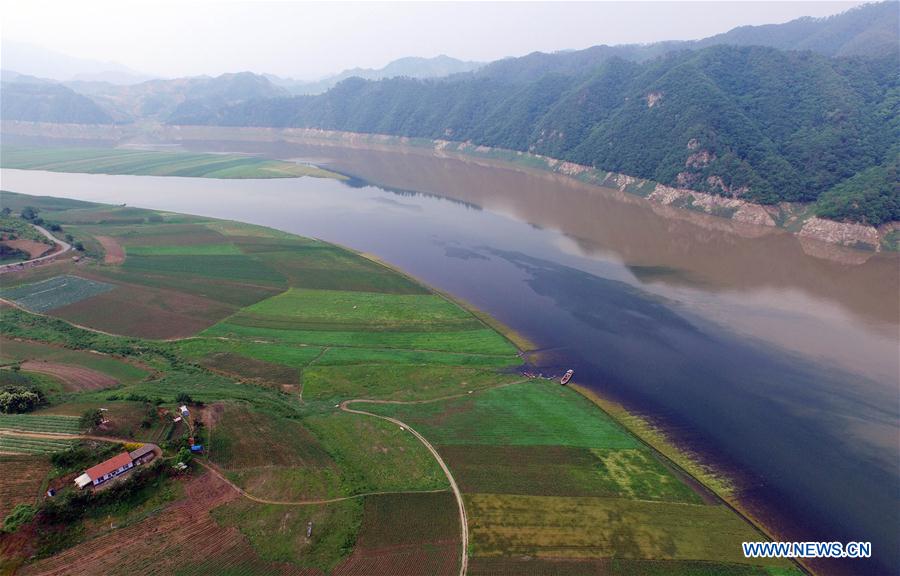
[0,40,155,84]
[268,55,483,95]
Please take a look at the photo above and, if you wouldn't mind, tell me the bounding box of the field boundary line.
[197,460,449,506]
[341,398,469,576]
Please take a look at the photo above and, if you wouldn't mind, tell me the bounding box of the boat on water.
[560,369,574,385]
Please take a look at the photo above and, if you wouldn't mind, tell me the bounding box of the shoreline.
[570,383,813,574]
[2,120,894,253]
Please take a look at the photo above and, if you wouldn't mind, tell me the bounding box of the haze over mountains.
[2,1,898,225]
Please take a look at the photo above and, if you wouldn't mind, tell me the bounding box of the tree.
[176,392,193,404]
[79,408,103,431]
[48,223,62,232]
[64,233,74,243]
[74,241,85,252]
[19,206,38,220]
[0,207,10,216]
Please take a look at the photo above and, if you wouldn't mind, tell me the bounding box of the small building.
[180,405,190,418]
[190,444,203,453]
[76,452,133,488]
[129,444,157,466]
[73,444,159,489]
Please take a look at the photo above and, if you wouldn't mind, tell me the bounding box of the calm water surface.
[2,147,898,575]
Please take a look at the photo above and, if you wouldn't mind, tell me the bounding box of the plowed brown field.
[21,361,118,391]
[21,473,322,576]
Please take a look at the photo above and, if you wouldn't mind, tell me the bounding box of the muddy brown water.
[1,141,898,575]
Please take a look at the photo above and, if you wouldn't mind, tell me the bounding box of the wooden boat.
[560,369,574,385]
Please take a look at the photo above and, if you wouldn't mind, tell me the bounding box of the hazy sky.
[2,1,867,79]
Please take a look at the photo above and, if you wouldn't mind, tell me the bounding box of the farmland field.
[334,492,459,576]
[0,435,74,454]
[0,414,82,434]
[207,403,343,501]
[363,381,640,448]
[464,493,788,567]
[1,145,344,179]
[0,455,50,516]
[0,275,115,313]
[0,337,148,385]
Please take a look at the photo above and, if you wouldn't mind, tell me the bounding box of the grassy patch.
[207,403,341,500]
[364,382,638,448]
[125,243,245,256]
[202,322,517,355]
[302,364,521,402]
[211,498,362,572]
[305,411,448,494]
[227,288,480,332]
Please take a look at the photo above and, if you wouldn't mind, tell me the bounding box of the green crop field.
[364,381,640,448]
[0,146,344,179]
[0,435,75,454]
[302,364,521,402]
[438,445,701,502]
[0,414,82,434]
[226,287,483,332]
[0,275,116,313]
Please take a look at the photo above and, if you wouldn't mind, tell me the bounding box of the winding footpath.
[341,398,470,576]
[0,223,71,272]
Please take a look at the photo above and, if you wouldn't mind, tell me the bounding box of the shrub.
[2,504,36,533]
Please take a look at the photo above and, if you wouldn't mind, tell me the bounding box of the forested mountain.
[169,44,899,224]
[66,72,290,122]
[695,1,899,58]
[0,81,114,124]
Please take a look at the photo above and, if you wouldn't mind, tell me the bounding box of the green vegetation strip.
[0,435,74,454]
[1,146,345,180]
[0,414,82,434]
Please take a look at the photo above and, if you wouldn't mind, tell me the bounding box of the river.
[1,144,897,575]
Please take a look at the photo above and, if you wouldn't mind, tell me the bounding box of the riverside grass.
[0,191,799,575]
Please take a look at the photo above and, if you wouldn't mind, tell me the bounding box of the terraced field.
[1,146,344,180]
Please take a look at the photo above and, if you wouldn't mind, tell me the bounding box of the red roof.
[85,452,132,480]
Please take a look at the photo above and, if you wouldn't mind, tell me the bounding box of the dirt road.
[341,398,470,576]
[0,224,71,272]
